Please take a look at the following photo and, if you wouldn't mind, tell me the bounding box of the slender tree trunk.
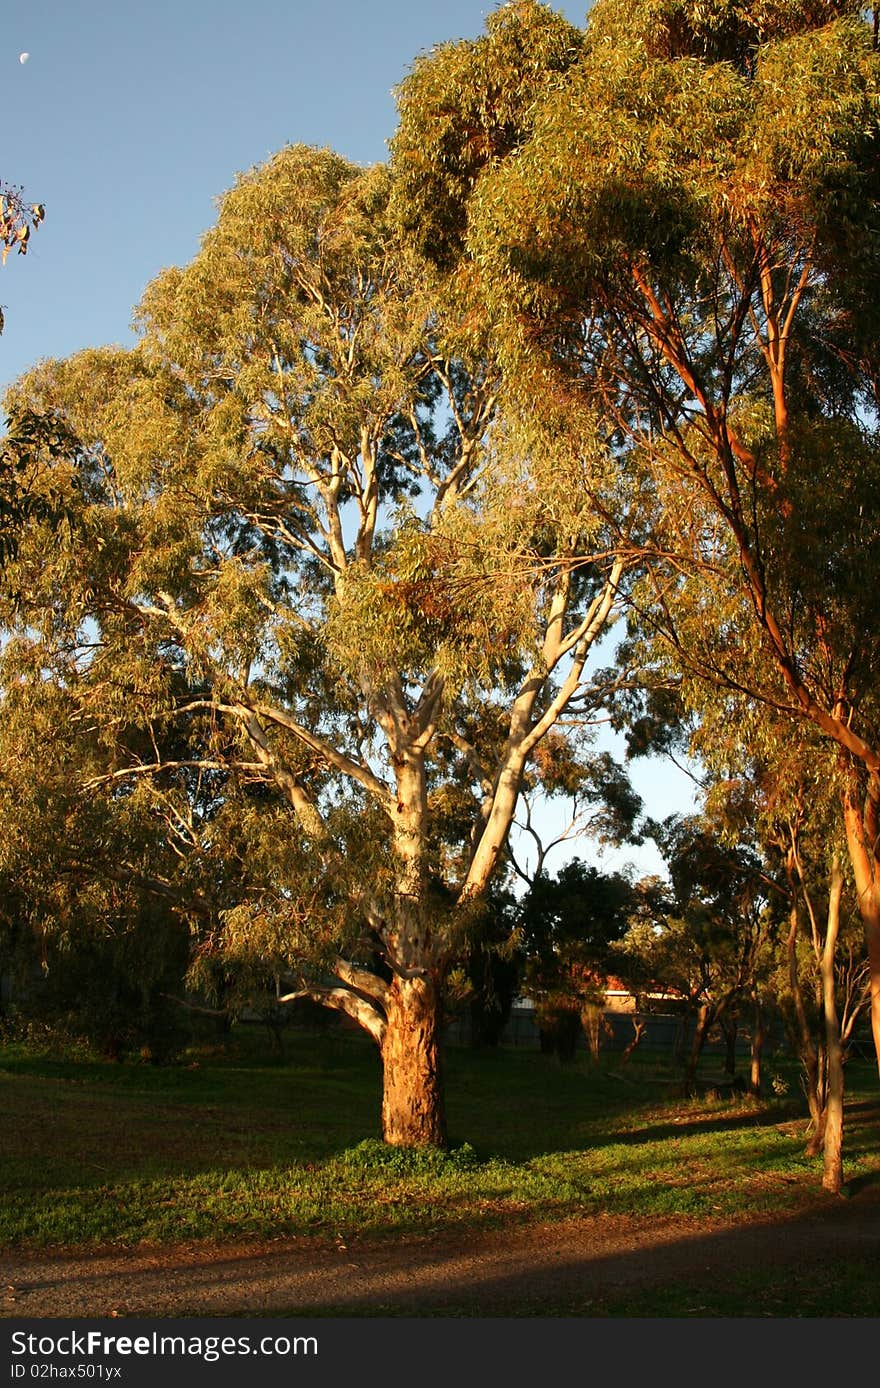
[749,992,765,1096]
[673,1014,687,1066]
[683,1001,712,1096]
[786,890,823,1138]
[380,974,446,1147]
[842,783,880,1078]
[621,1015,646,1065]
[804,1044,828,1157]
[721,1014,738,1079]
[805,1105,826,1156]
[821,860,845,1195]
[581,1002,602,1063]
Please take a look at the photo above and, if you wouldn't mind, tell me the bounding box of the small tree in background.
[617,816,777,1094]
[519,861,637,1060]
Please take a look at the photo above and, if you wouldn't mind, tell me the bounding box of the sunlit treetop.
[464,6,880,312]
[586,0,863,66]
[389,0,583,270]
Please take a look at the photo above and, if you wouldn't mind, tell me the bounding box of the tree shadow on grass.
[845,1170,880,1196]
[600,1108,785,1148]
[588,1093,880,1155]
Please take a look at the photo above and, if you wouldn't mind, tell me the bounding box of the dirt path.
[3,1191,880,1318]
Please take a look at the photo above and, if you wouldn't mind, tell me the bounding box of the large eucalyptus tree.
[1,143,633,1145]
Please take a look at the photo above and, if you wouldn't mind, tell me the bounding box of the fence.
[445,1004,782,1056]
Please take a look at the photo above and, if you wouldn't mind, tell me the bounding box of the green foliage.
[462,3,880,311]
[9,910,192,1064]
[614,815,780,1071]
[520,860,637,965]
[587,0,861,66]
[519,861,637,1060]
[0,411,75,565]
[338,1137,480,1175]
[0,694,194,1061]
[390,0,583,269]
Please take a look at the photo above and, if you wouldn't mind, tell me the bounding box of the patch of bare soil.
[3,1189,880,1318]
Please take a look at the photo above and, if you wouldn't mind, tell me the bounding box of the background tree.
[695,704,870,1192]
[616,814,777,1094]
[0,658,193,1060]
[391,0,880,1070]
[621,626,871,1188]
[456,885,522,1048]
[518,860,636,1060]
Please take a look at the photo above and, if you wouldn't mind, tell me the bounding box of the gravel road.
[3,1191,879,1318]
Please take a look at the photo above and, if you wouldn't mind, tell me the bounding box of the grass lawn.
[1,1025,879,1315]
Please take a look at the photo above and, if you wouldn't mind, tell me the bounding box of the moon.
[19,52,29,64]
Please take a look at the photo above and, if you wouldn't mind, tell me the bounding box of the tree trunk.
[720,1014,738,1079]
[841,781,880,1078]
[821,860,845,1195]
[673,1014,687,1066]
[683,1001,712,1096]
[380,975,446,1148]
[581,1002,602,1063]
[786,891,823,1138]
[749,993,765,1096]
[804,1046,828,1157]
[621,1015,646,1065]
[377,734,446,1147]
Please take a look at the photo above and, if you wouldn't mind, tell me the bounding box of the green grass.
[1,1027,878,1290]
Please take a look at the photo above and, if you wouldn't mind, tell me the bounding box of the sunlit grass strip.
[0,1133,852,1249]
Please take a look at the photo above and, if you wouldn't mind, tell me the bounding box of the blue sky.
[0,0,697,876]
[0,1,584,394]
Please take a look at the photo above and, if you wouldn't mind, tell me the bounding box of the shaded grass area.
[1,1029,878,1259]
